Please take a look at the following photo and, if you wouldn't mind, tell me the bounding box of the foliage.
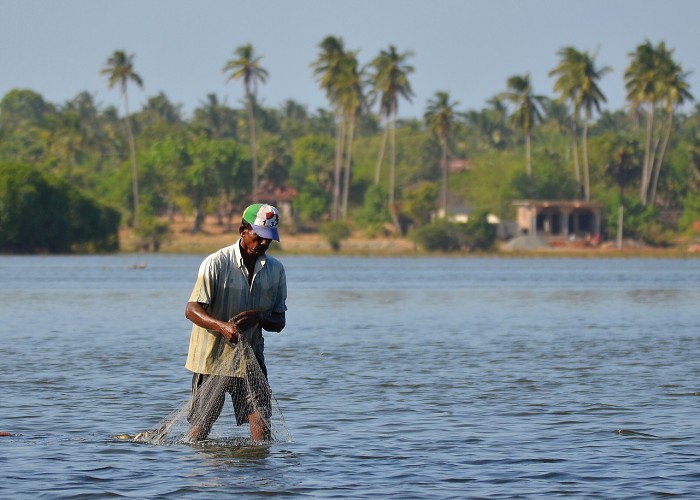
[410,211,496,252]
[0,164,119,253]
[607,198,670,245]
[511,157,578,200]
[320,220,351,251]
[400,182,439,229]
[411,220,462,252]
[133,216,172,251]
[0,36,698,250]
[355,184,391,236]
[679,193,700,236]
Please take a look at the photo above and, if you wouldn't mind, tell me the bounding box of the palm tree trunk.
[649,109,674,206]
[122,89,139,228]
[245,87,259,198]
[582,119,590,201]
[192,194,204,234]
[389,108,400,232]
[617,204,624,249]
[525,133,532,178]
[341,114,356,219]
[640,104,655,205]
[375,115,389,184]
[332,111,345,221]
[571,120,582,199]
[440,138,448,216]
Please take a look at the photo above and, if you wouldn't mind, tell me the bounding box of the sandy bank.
[119,216,700,258]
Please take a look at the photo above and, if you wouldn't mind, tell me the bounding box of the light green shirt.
[185,240,287,376]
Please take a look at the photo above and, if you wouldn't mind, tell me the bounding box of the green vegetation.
[410,212,497,252]
[0,164,119,253]
[0,38,698,254]
[320,220,351,251]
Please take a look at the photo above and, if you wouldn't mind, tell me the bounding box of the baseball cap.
[242,203,281,241]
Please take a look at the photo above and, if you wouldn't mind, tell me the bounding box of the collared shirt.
[185,240,287,376]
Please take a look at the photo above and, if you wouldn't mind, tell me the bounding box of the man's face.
[240,226,272,258]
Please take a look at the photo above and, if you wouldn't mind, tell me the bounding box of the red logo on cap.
[266,211,275,219]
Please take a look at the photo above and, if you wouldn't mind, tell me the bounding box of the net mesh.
[115,338,291,446]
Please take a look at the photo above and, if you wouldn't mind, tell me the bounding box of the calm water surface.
[1,254,700,498]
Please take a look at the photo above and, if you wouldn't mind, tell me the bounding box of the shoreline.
[119,217,700,258]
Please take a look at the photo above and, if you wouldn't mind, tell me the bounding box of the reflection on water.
[625,288,683,304]
[0,255,699,498]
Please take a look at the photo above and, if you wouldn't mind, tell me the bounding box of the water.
[1,254,700,498]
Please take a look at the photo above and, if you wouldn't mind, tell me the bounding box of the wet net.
[114,337,291,446]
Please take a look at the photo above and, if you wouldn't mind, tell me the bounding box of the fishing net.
[114,337,291,446]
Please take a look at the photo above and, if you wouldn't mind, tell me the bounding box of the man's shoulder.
[201,244,238,268]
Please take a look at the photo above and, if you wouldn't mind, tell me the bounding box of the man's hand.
[186,301,243,344]
[231,310,263,331]
[222,321,242,344]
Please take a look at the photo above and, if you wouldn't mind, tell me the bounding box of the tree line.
[1,36,698,252]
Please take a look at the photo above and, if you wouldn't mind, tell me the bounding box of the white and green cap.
[242,203,281,241]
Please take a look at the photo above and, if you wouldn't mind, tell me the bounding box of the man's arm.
[185,301,241,343]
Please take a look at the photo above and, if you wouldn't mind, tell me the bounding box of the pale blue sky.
[2,0,698,119]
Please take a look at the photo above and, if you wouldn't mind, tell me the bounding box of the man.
[184,203,287,441]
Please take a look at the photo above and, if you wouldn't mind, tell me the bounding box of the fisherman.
[184,203,287,441]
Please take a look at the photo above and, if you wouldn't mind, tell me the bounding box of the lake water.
[1,253,700,498]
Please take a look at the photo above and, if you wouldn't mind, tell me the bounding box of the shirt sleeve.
[188,254,219,306]
[272,265,288,314]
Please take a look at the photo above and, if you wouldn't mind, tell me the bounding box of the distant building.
[513,200,602,239]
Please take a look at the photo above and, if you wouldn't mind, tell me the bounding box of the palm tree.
[101,50,143,226]
[367,45,414,230]
[625,40,663,205]
[550,46,611,200]
[500,74,547,181]
[368,46,415,183]
[424,91,460,217]
[336,51,363,220]
[311,36,347,220]
[223,43,269,198]
[649,47,693,205]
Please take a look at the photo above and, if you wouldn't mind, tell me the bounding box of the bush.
[410,211,496,252]
[410,220,462,251]
[355,184,391,236]
[0,163,120,253]
[679,193,700,237]
[134,216,172,251]
[320,220,351,251]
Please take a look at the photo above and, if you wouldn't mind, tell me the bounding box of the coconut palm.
[550,46,611,200]
[367,45,414,230]
[625,40,664,205]
[500,74,547,181]
[336,51,363,219]
[424,91,460,216]
[367,45,415,184]
[311,36,348,220]
[649,47,694,205]
[101,50,143,226]
[223,43,269,198]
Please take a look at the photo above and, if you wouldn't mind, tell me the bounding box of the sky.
[2,0,699,120]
